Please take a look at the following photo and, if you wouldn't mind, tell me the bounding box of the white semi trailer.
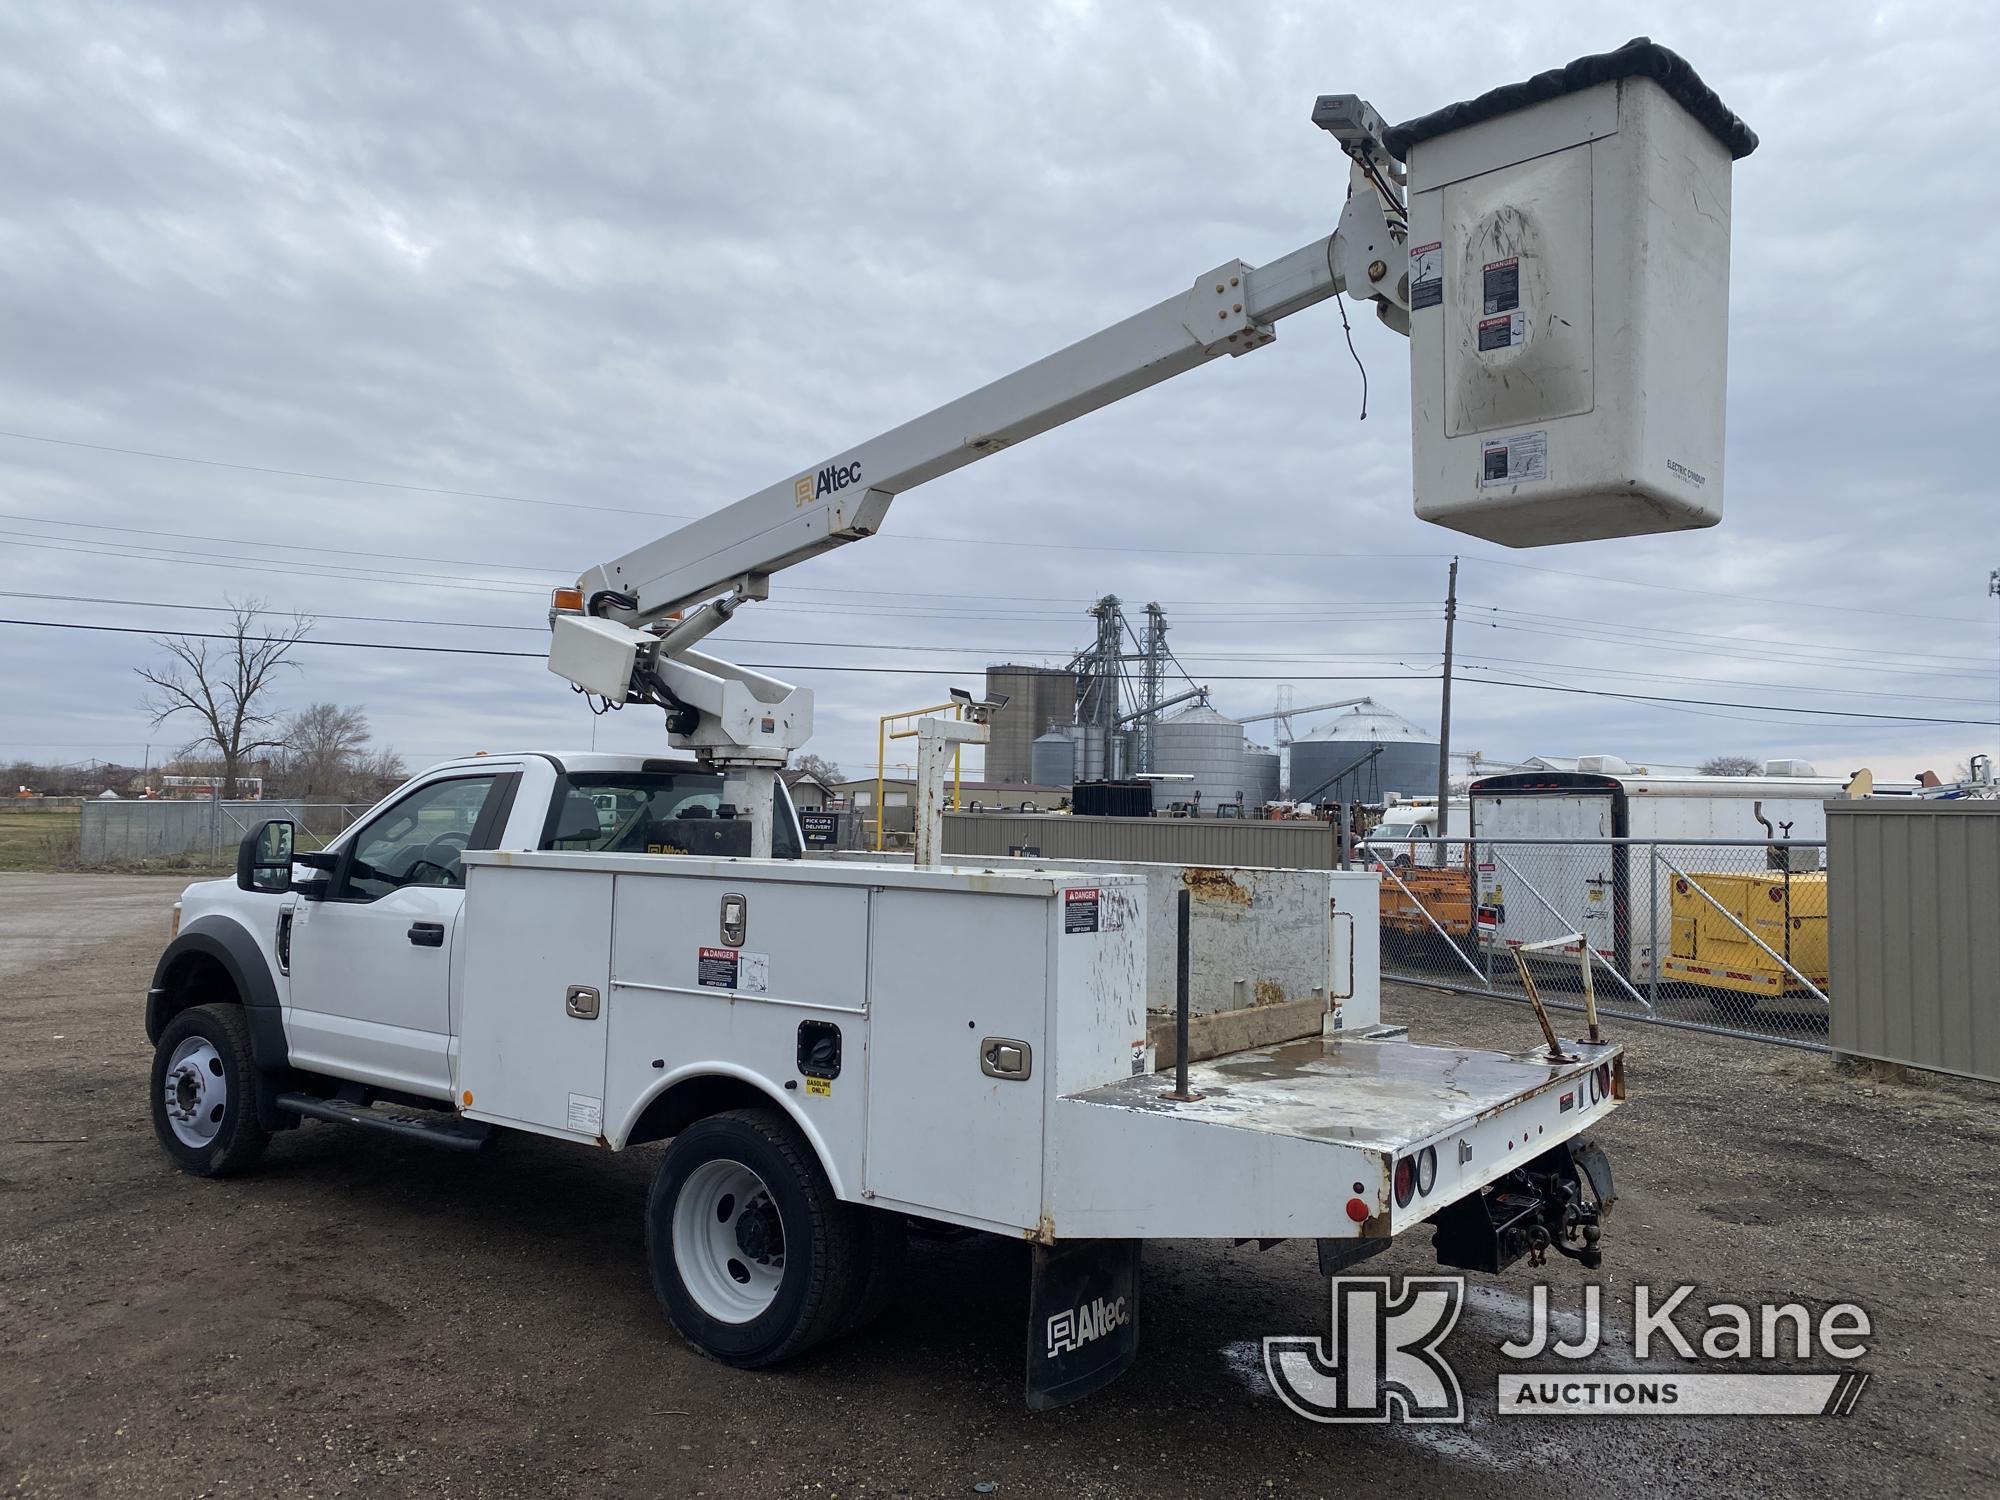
[143,42,1755,1405]
[1469,762,1854,984]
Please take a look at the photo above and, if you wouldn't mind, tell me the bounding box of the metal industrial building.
[982,664,1077,784]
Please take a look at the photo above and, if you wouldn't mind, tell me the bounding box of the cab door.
[285,772,514,1099]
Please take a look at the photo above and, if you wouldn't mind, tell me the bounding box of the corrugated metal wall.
[943,813,1339,870]
[1827,802,2000,1083]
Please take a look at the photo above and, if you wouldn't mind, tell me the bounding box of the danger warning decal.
[1479,430,1549,490]
[1482,256,1520,314]
[697,946,769,993]
[1477,311,1527,352]
[1409,241,1442,310]
[1063,888,1100,935]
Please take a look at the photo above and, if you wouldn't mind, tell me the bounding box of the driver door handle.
[408,922,445,948]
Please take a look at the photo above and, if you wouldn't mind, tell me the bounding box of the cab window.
[542,771,801,860]
[341,775,500,899]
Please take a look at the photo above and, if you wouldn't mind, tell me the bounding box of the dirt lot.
[2,874,1996,1498]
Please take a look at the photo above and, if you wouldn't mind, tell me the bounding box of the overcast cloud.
[1,1,1994,790]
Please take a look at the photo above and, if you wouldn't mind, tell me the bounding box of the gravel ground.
[0,874,185,982]
[1,874,1996,1498]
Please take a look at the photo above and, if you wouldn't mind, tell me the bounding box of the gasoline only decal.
[1063,888,1101,935]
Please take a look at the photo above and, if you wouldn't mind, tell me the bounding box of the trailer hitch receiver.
[1431,1138,1615,1274]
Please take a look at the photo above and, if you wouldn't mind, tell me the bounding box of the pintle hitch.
[1432,1138,1616,1274]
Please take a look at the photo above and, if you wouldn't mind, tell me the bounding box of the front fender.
[147,915,288,1071]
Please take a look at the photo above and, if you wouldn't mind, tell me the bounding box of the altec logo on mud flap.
[1046,1295,1130,1358]
[795,461,862,506]
[1265,1278,1873,1423]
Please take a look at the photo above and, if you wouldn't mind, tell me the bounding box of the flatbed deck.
[1048,1031,1622,1240]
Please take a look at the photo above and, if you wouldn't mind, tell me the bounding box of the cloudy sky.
[1,1,1994,790]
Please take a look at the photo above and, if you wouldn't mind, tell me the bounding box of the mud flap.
[1025,1239,1141,1410]
[1572,1138,1616,1217]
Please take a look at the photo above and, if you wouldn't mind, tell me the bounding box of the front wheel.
[645,1109,862,1367]
[149,1003,270,1177]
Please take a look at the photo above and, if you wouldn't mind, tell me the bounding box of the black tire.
[645,1108,862,1368]
[835,1208,909,1337]
[149,1003,271,1177]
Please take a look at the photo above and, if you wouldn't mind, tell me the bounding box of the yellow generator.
[1661,869,1828,998]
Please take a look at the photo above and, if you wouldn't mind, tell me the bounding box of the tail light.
[1416,1145,1437,1196]
[1393,1155,1416,1207]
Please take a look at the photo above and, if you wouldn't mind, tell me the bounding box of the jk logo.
[1264,1276,1466,1423]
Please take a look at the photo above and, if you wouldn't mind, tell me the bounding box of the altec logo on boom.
[795,461,863,507]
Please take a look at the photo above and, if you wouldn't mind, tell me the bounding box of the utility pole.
[1990,568,1999,733]
[1436,556,1458,862]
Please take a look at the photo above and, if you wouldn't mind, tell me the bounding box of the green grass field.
[0,807,338,874]
[0,809,81,872]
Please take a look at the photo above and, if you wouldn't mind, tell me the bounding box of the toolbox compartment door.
[862,887,1050,1231]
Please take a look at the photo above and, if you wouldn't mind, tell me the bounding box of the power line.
[0,424,1455,562]
[6,616,1994,725]
[0,428,680,519]
[1465,604,1999,675]
[0,428,1979,614]
[0,509,1460,614]
[11,585,1993,708]
[0,587,1439,663]
[1470,557,1988,626]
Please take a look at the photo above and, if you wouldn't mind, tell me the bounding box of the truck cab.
[149,754,806,1107]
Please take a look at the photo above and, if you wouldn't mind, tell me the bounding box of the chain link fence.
[79,800,374,866]
[1369,837,1832,1050]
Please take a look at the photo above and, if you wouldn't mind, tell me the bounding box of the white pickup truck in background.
[149,751,1620,1407]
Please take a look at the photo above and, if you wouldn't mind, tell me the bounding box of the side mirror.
[291,849,340,898]
[236,819,296,894]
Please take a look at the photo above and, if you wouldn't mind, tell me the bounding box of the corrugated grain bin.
[1288,703,1439,804]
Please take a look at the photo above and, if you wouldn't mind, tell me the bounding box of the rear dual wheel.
[645,1108,905,1367]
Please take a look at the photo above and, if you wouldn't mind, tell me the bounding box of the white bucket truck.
[144,41,1752,1405]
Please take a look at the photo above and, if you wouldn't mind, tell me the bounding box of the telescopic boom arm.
[548,111,1410,854]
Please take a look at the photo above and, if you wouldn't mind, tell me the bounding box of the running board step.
[275,1093,494,1152]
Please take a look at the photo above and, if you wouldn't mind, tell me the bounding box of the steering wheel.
[405,832,471,886]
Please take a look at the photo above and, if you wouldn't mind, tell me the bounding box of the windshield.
[1369,822,1417,840]
[543,771,802,860]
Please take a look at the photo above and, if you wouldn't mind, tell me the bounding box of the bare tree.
[1699,754,1763,776]
[137,599,313,797]
[279,702,373,798]
[790,752,844,785]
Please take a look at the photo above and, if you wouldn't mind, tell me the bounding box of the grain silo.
[1245,744,1282,808]
[1287,701,1439,805]
[1151,703,1250,811]
[983,665,1077,784]
[1030,728,1077,788]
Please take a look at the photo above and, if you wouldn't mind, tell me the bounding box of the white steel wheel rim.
[673,1158,786,1323]
[162,1036,228,1149]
